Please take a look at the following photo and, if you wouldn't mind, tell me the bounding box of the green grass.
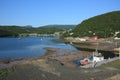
[100,60,120,68]
[0,68,14,79]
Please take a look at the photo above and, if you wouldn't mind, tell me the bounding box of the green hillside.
[0,26,35,36]
[37,25,76,34]
[39,25,76,30]
[0,25,75,37]
[71,11,120,38]
[0,29,18,37]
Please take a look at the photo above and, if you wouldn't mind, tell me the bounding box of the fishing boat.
[80,58,91,66]
[80,51,104,66]
[92,51,104,62]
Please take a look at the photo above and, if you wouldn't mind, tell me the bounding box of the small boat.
[80,58,91,66]
[18,37,22,40]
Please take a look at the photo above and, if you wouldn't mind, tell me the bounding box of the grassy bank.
[0,68,14,79]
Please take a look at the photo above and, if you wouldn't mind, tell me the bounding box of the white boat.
[93,51,104,62]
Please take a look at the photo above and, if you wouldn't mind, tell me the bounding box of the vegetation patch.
[0,25,75,37]
[101,60,120,68]
[0,68,14,79]
[63,11,120,38]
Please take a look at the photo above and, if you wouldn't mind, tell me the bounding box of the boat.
[80,51,104,66]
[92,51,104,62]
[18,37,22,40]
[80,58,91,66]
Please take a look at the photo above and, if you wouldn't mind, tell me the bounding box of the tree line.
[0,25,75,37]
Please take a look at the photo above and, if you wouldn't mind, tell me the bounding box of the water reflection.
[0,36,77,61]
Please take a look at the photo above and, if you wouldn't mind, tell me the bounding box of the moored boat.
[80,58,91,66]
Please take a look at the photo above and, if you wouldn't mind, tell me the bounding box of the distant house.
[64,37,74,40]
[114,37,120,40]
[113,48,120,54]
[79,38,87,41]
[29,33,38,36]
[75,37,87,41]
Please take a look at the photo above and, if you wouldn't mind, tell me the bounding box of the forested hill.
[0,25,75,37]
[39,25,76,29]
[71,11,120,38]
[0,26,34,37]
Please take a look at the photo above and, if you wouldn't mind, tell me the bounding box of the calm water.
[0,36,77,61]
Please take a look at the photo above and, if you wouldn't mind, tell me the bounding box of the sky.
[0,0,120,27]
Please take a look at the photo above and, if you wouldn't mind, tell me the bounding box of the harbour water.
[0,36,77,61]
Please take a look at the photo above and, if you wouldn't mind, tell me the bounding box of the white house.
[114,37,120,40]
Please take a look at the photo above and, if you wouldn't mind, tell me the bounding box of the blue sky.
[0,0,120,27]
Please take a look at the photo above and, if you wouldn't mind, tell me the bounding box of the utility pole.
[119,47,120,60]
[93,52,95,68]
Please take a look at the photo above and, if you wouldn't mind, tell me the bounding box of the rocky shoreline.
[0,47,120,80]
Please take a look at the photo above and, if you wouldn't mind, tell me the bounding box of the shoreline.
[0,47,93,70]
[0,47,120,80]
[0,43,117,70]
[0,45,116,70]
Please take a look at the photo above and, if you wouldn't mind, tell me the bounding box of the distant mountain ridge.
[0,25,76,37]
[39,25,76,29]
